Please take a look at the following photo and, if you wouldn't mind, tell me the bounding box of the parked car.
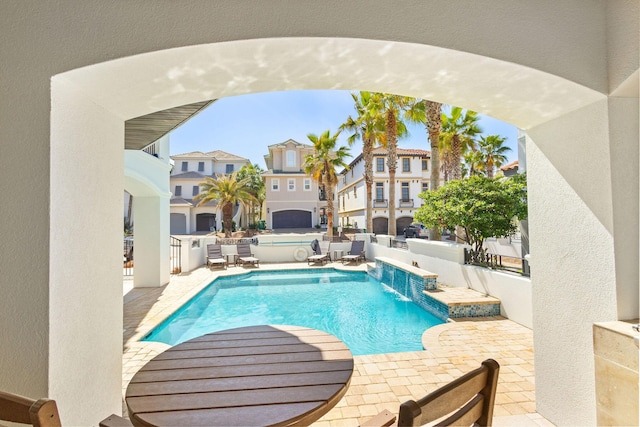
[403,223,429,238]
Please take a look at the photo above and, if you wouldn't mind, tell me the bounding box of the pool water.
[143,269,444,355]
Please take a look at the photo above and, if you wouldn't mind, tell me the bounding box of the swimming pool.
[143,269,445,355]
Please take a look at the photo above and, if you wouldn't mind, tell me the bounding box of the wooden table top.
[125,325,354,427]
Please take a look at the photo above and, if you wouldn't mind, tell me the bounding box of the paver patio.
[122,263,553,426]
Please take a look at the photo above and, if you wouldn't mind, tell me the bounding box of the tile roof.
[171,171,206,179]
[171,150,248,161]
[500,160,519,171]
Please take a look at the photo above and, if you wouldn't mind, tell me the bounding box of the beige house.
[169,150,250,233]
[263,139,328,229]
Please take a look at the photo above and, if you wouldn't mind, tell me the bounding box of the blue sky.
[170,90,519,169]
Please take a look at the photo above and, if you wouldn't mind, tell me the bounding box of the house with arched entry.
[1,2,637,426]
[169,150,250,234]
[337,148,445,234]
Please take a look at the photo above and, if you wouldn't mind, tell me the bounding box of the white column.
[133,195,171,287]
[527,100,618,426]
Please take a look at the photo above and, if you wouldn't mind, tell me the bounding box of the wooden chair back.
[0,390,61,427]
[398,359,500,427]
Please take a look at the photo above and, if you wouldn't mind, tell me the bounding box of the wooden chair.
[362,359,500,427]
[0,390,61,427]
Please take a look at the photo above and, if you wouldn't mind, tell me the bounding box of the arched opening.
[47,36,629,425]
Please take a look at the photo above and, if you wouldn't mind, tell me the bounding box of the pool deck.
[122,262,553,426]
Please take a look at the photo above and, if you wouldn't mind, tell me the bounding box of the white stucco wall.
[0,2,637,426]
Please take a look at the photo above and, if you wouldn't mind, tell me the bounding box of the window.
[271,179,279,191]
[286,150,296,167]
[422,182,429,192]
[401,182,410,201]
[175,185,182,196]
[375,182,384,201]
[402,158,410,172]
[225,164,234,174]
[192,186,199,196]
[303,178,311,191]
[422,160,428,171]
[288,178,295,191]
[198,161,204,172]
[181,161,188,172]
[376,157,385,172]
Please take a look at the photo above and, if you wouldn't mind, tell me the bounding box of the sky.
[169,90,519,170]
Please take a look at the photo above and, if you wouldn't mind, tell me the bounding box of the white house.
[337,147,444,234]
[169,150,250,234]
[263,139,328,229]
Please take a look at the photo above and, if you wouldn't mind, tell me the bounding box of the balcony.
[399,198,414,208]
[373,198,388,208]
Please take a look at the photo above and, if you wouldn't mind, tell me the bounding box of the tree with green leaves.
[303,130,351,238]
[477,135,511,178]
[463,150,485,177]
[440,106,482,181]
[415,174,527,261]
[195,171,257,238]
[237,163,266,226]
[371,93,425,236]
[340,91,386,233]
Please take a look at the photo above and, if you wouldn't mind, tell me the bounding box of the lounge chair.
[308,239,330,265]
[236,243,259,267]
[341,239,365,264]
[206,244,227,269]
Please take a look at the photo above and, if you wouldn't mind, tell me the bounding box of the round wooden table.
[125,325,354,426]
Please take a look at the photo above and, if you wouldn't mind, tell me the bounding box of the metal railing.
[170,236,182,274]
[391,238,408,250]
[216,237,258,245]
[373,199,388,208]
[464,248,530,277]
[123,238,134,276]
[398,198,414,208]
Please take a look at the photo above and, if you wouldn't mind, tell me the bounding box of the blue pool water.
[143,269,444,355]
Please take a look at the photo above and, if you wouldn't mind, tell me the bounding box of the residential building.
[263,139,327,229]
[499,159,519,177]
[337,148,444,234]
[169,150,250,233]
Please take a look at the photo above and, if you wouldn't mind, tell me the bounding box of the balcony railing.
[464,248,530,277]
[373,198,388,208]
[398,198,414,208]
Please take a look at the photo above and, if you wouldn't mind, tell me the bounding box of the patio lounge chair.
[341,239,365,264]
[308,239,330,265]
[206,244,227,269]
[236,243,259,267]
[361,359,500,427]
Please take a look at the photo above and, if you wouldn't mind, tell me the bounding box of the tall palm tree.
[340,91,385,233]
[372,93,425,236]
[463,150,485,177]
[194,171,257,237]
[424,100,442,240]
[440,106,482,181]
[303,130,351,238]
[237,163,266,226]
[477,135,511,178]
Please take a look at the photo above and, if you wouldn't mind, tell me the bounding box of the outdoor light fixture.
[314,207,316,212]
[267,208,270,213]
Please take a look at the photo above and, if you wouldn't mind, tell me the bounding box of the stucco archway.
[48,36,632,426]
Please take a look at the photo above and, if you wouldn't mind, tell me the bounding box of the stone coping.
[375,256,438,278]
[425,286,501,307]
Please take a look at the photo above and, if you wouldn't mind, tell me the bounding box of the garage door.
[272,210,312,229]
[170,213,186,234]
[396,217,413,232]
[372,217,388,235]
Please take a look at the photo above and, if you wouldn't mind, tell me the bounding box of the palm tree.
[372,93,425,236]
[424,100,442,240]
[237,163,266,226]
[440,106,482,181]
[303,130,351,238]
[340,91,385,233]
[477,135,511,178]
[194,171,257,237]
[463,150,485,177]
